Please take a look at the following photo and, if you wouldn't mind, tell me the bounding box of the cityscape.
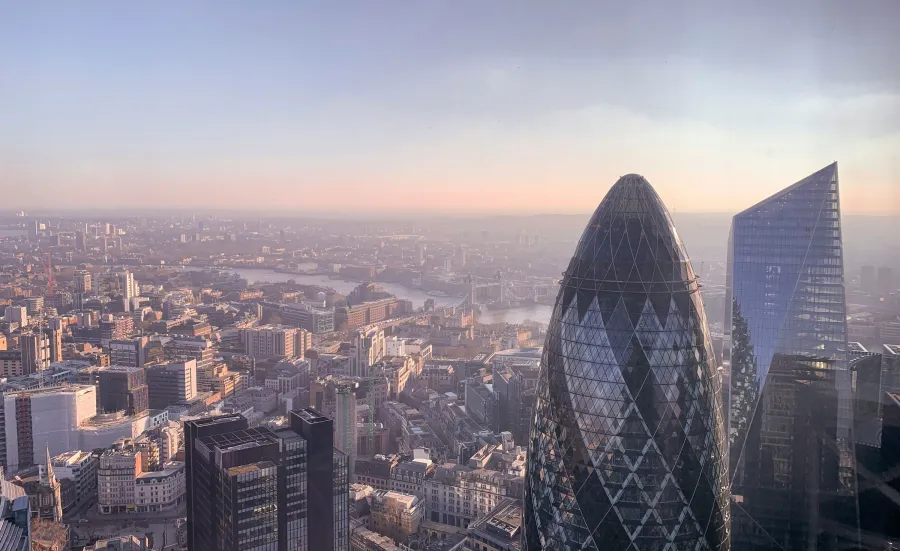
[1,3,899,551]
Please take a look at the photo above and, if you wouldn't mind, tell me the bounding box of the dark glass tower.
[725,163,859,550]
[185,409,349,551]
[524,175,730,551]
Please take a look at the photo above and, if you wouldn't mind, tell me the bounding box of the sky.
[1,1,899,215]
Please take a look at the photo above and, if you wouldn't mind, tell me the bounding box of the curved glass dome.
[524,174,730,551]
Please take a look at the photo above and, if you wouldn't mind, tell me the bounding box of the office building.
[425,463,518,529]
[51,450,98,509]
[4,307,27,328]
[465,499,522,551]
[74,270,92,294]
[185,409,349,551]
[97,440,142,514]
[165,336,216,371]
[349,327,385,378]
[47,328,62,364]
[24,297,43,315]
[278,302,336,334]
[240,325,308,359]
[146,360,197,409]
[335,382,358,478]
[19,333,50,375]
[134,461,185,513]
[465,377,499,432]
[369,490,423,544]
[184,414,248,551]
[109,337,152,368]
[75,230,86,251]
[523,175,730,550]
[0,351,22,378]
[98,366,149,415]
[726,163,858,549]
[1,385,97,471]
[354,456,397,491]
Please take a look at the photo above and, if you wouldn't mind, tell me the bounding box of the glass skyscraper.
[524,175,730,551]
[725,163,859,550]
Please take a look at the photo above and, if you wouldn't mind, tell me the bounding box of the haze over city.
[3,3,900,551]
[3,1,899,214]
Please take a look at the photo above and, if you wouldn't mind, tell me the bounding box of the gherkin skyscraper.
[524,175,730,551]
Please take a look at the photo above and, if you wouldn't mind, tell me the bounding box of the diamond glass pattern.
[524,175,730,551]
[725,163,858,550]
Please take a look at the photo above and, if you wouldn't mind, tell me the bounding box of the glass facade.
[524,175,730,551]
[725,163,859,550]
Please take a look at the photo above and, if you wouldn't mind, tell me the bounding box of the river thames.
[193,266,554,326]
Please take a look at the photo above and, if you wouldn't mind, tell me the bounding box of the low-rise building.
[463,499,521,551]
[51,450,98,509]
[354,455,397,491]
[424,464,522,529]
[134,461,185,513]
[350,520,412,551]
[369,490,423,544]
[97,440,141,514]
[389,459,434,498]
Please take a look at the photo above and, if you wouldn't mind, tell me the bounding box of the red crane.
[44,251,54,296]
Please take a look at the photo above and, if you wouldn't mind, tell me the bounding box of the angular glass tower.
[725,163,859,550]
[524,175,730,551]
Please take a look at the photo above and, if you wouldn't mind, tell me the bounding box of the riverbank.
[182,265,553,325]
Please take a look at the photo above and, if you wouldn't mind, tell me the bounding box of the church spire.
[45,446,56,486]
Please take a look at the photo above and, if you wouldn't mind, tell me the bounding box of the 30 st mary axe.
[524,175,730,551]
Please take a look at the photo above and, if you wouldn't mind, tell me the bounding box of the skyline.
[2,1,899,214]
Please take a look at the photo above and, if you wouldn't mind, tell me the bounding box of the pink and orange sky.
[2,2,898,215]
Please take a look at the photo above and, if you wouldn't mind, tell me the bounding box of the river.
[194,266,554,326]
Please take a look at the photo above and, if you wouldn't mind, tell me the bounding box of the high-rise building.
[349,327,385,378]
[119,271,138,300]
[185,408,348,551]
[47,328,62,364]
[19,332,50,375]
[98,366,149,416]
[1,385,97,471]
[524,175,730,550]
[4,307,28,328]
[24,297,43,315]
[726,163,858,550]
[75,230,86,252]
[146,360,197,409]
[108,337,152,368]
[73,270,92,294]
[335,382,358,479]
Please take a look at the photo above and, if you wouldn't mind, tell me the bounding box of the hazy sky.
[2,1,899,214]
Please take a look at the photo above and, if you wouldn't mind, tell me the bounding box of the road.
[67,504,185,550]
